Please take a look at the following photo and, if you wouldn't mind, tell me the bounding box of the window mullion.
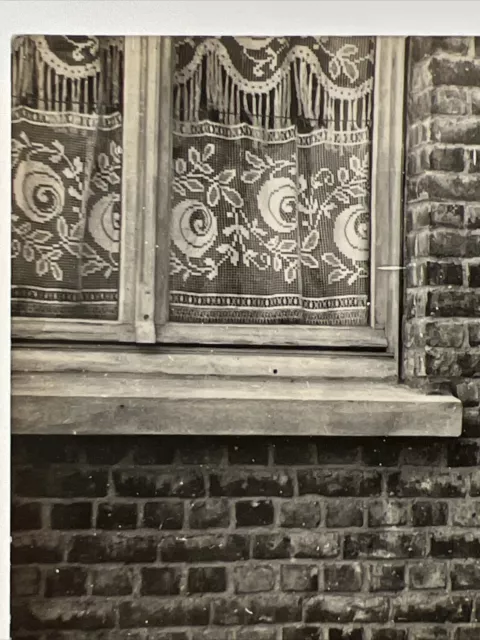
[125,36,164,343]
[155,37,174,328]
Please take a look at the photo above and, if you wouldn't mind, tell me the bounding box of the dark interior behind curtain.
[11,36,124,320]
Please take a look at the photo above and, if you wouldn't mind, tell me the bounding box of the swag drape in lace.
[170,37,376,326]
[11,36,124,320]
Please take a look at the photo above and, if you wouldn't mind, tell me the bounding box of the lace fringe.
[11,36,123,113]
[174,50,373,131]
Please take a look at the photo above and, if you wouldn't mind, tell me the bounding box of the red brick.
[144,501,184,530]
[11,502,42,531]
[113,468,205,498]
[141,567,182,596]
[120,599,210,628]
[407,252,463,287]
[432,117,480,145]
[388,469,467,498]
[372,631,406,640]
[409,91,433,121]
[427,289,480,317]
[161,534,249,563]
[234,565,276,593]
[273,441,316,465]
[236,500,274,527]
[452,562,480,590]
[12,601,116,631]
[392,594,471,623]
[282,564,319,592]
[432,87,469,116]
[212,594,302,625]
[326,502,364,528]
[188,567,227,594]
[298,470,381,497]
[283,627,324,640]
[45,567,87,597]
[189,499,230,529]
[451,502,480,527]
[410,629,449,640]
[132,437,175,464]
[344,533,427,560]
[456,627,480,640]
[91,567,133,596]
[466,205,480,229]
[429,147,465,172]
[431,37,471,56]
[305,596,389,623]
[409,563,447,590]
[455,381,480,406]
[210,469,293,497]
[177,440,225,465]
[11,567,41,597]
[432,203,465,227]
[420,173,480,201]
[431,57,480,87]
[14,468,108,498]
[431,533,480,558]
[12,534,64,564]
[423,321,467,348]
[96,502,137,530]
[228,439,270,465]
[290,532,340,559]
[368,501,408,528]
[424,351,462,376]
[279,499,322,529]
[425,230,467,258]
[324,564,363,592]
[447,440,480,466]
[370,564,405,592]
[68,533,158,564]
[469,322,480,346]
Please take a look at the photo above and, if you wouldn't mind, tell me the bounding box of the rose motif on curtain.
[333,203,369,264]
[257,177,297,234]
[88,194,121,254]
[14,161,66,223]
[171,200,219,260]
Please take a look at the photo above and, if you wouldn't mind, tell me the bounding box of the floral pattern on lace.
[169,122,371,325]
[11,108,123,320]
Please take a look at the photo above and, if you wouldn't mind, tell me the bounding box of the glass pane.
[11,36,124,320]
[169,37,375,326]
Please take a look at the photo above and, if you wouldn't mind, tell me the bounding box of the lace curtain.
[170,37,376,326]
[11,36,375,327]
[11,36,124,320]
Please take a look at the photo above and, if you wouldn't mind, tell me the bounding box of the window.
[11,36,462,437]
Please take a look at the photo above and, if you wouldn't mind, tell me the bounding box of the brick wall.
[10,36,480,640]
[404,35,480,408]
[10,435,480,640]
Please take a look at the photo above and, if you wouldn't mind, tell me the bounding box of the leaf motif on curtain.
[170,37,375,326]
[11,36,124,320]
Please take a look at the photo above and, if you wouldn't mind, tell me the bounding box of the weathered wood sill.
[11,371,462,437]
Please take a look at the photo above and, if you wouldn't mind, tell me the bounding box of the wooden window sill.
[11,367,462,438]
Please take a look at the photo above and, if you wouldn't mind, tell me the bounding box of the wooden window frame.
[10,35,463,438]
[12,36,404,354]
[155,36,405,354]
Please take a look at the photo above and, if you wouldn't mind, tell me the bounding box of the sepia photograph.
[6,2,480,639]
